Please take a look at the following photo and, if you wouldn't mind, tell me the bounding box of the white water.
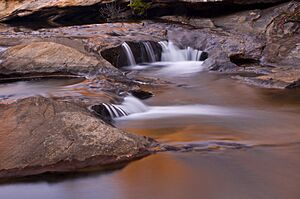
[142,42,156,62]
[103,41,220,119]
[121,42,136,66]
[102,96,240,120]
[126,41,206,76]
[102,96,149,118]
[127,61,205,76]
[159,41,203,62]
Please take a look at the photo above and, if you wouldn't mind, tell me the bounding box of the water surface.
[1,61,300,199]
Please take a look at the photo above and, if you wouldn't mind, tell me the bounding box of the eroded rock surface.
[0,2,299,89]
[167,1,300,88]
[0,41,107,74]
[0,22,167,74]
[0,0,288,22]
[0,0,109,21]
[0,96,156,179]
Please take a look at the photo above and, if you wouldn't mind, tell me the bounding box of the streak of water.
[158,41,204,62]
[142,42,156,62]
[102,95,240,120]
[121,42,136,66]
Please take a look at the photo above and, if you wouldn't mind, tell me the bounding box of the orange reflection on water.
[115,153,214,199]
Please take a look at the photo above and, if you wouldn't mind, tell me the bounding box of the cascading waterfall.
[99,96,239,120]
[142,42,156,63]
[101,96,150,118]
[120,41,205,67]
[121,42,136,66]
[127,41,206,75]
[158,41,204,62]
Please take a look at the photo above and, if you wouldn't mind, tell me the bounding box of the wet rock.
[0,0,111,21]
[168,27,265,71]
[0,96,156,179]
[0,0,288,25]
[0,22,168,74]
[0,2,298,89]
[261,3,300,68]
[0,41,111,74]
[168,1,300,88]
[158,141,251,153]
[234,68,300,89]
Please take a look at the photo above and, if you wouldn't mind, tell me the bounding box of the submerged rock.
[0,96,156,179]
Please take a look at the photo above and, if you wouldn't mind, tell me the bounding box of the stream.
[1,42,300,199]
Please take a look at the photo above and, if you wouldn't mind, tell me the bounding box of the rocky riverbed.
[0,0,299,181]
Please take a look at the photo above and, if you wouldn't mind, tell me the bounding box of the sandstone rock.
[0,0,110,21]
[0,0,288,23]
[234,68,300,89]
[0,96,156,179]
[0,22,169,75]
[167,1,300,88]
[0,41,112,74]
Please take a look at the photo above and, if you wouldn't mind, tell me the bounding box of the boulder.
[0,0,110,21]
[0,96,156,179]
[0,0,288,22]
[0,41,111,74]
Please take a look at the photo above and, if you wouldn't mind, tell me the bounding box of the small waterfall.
[101,96,150,119]
[158,41,204,62]
[121,42,136,66]
[158,41,168,50]
[142,42,156,62]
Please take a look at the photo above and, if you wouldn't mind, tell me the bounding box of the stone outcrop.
[166,1,300,88]
[0,96,156,179]
[0,0,108,21]
[0,0,288,23]
[0,22,167,74]
[0,41,108,74]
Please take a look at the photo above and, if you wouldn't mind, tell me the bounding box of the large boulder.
[0,0,110,21]
[0,0,288,22]
[0,96,156,179]
[0,41,111,74]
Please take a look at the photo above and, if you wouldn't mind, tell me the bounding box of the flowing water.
[122,42,136,66]
[1,42,300,199]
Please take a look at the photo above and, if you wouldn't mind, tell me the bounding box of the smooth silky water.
[1,43,300,199]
